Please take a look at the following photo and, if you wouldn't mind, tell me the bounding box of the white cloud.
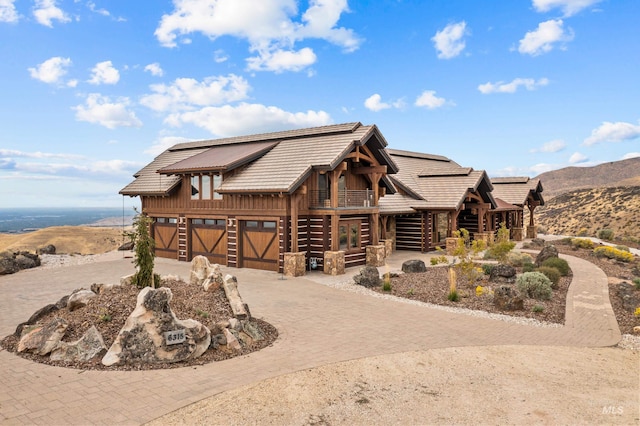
[529,163,556,174]
[622,152,640,160]
[28,56,72,85]
[145,135,194,156]
[530,139,566,153]
[532,0,603,17]
[518,19,573,56]
[478,77,549,94]
[144,63,164,77]
[154,0,361,73]
[364,94,390,112]
[33,0,71,27]
[414,90,449,109]
[140,74,250,112]
[73,93,142,129]
[87,1,109,17]
[214,49,229,63]
[432,21,468,59]
[568,152,588,164]
[0,0,19,23]
[88,61,120,85]
[164,102,331,137]
[583,121,640,146]
[246,47,317,73]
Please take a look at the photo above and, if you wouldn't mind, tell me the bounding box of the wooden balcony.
[309,189,376,209]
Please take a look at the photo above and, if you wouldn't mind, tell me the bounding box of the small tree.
[485,222,515,263]
[128,210,157,288]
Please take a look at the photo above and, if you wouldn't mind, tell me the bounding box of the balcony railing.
[309,189,375,209]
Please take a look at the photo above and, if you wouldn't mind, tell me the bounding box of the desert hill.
[0,226,128,255]
[535,157,640,198]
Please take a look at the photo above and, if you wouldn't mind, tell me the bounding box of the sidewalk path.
[0,250,622,425]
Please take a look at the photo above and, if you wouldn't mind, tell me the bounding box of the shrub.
[597,229,615,241]
[431,255,448,265]
[516,272,553,300]
[507,251,534,267]
[532,305,544,313]
[593,246,634,263]
[523,262,536,273]
[481,263,495,275]
[633,278,640,290]
[485,222,515,262]
[577,228,589,237]
[535,266,561,289]
[382,280,392,292]
[541,257,570,276]
[570,238,594,250]
[128,210,157,288]
[615,245,630,252]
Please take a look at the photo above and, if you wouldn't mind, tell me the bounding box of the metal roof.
[490,177,544,206]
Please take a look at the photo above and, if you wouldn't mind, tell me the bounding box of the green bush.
[597,229,615,241]
[594,246,634,262]
[615,245,630,252]
[570,238,594,249]
[535,266,561,289]
[633,278,640,290]
[481,263,495,275]
[532,304,544,313]
[541,257,570,276]
[484,222,515,262]
[516,272,553,300]
[507,251,534,267]
[523,262,536,273]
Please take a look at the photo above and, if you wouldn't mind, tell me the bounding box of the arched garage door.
[153,217,178,259]
[190,218,227,264]
[240,220,279,271]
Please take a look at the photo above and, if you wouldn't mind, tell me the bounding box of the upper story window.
[191,174,223,201]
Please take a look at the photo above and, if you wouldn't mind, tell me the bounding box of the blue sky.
[1,0,638,208]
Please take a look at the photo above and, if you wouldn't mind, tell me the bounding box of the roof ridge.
[387,148,451,162]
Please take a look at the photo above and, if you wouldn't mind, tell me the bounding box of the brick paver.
[0,249,621,425]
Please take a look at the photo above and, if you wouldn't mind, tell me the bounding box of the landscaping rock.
[489,264,517,283]
[118,241,134,251]
[50,326,107,362]
[353,265,382,288]
[0,253,19,275]
[38,244,56,255]
[202,264,224,292]
[102,287,211,366]
[493,285,524,311]
[402,259,427,273]
[223,274,249,319]
[190,255,213,286]
[15,253,39,270]
[241,320,265,341]
[223,328,242,352]
[67,289,97,311]
[18,318,68,356]
[535,245,559,266]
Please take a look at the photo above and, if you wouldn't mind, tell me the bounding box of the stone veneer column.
[366,245,386,267]
[473,233,490,246]
[526,225,538,239]
[283,252,306,277]
[512,227,524,241]
[445,237,458,255]
[323,251,345,276]
[382,239,393,258]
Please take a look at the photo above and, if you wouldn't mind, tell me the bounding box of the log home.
[378,149,497,251]
[120,122,398,274]
[490,177,544,240]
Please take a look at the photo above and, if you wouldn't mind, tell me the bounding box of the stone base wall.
[323,251,345,276]
[381,239,393,258]
[473,232,491,246]
[526,225,537,239]
[445,238,458,255]
[283,252,306,277]
[512,227,524,241]
[366,245,386,267]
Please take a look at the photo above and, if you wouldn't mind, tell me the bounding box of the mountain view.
[534,157,640,241]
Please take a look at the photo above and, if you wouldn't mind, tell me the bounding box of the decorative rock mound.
[489,264,517,283]
[102,287,211,366]
[402,259,427,274]
[50,326,106,362]
[535,244,559,267]
[493,285,524,311]
[67,289,97,311]
[353,265,382,288]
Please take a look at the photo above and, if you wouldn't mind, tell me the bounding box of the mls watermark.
[602,406,624,415]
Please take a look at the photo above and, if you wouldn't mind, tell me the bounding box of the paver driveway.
[0,250,621,425]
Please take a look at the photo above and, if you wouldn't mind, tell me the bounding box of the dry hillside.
[535,186,640,240]
[535,157,640,198]
[0,226,128,255]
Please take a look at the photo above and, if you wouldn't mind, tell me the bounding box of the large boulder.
[223,275,249,319]
[190,255,213,286]
[402,259,427,273]
[50,326,107,362]
[0,252,19,275]
[18,318,68,356]
[353,265,382,288]
[535,244,559,267]
[15,252,40,270]
[489,264,517,283]
[38,244,56,255]
[493,285,524,311]
[102,287,211,366]
[67,289,97,311]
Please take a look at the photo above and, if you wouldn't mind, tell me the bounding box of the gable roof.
[120,122,399,196]
[491,177,544,206]
[383,149,496,211]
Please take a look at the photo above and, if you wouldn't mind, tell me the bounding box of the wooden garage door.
[190,219,227,264]
[241,220,279,271]
[153,218,178,259]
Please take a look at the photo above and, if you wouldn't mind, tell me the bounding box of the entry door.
[241,220,279,271]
